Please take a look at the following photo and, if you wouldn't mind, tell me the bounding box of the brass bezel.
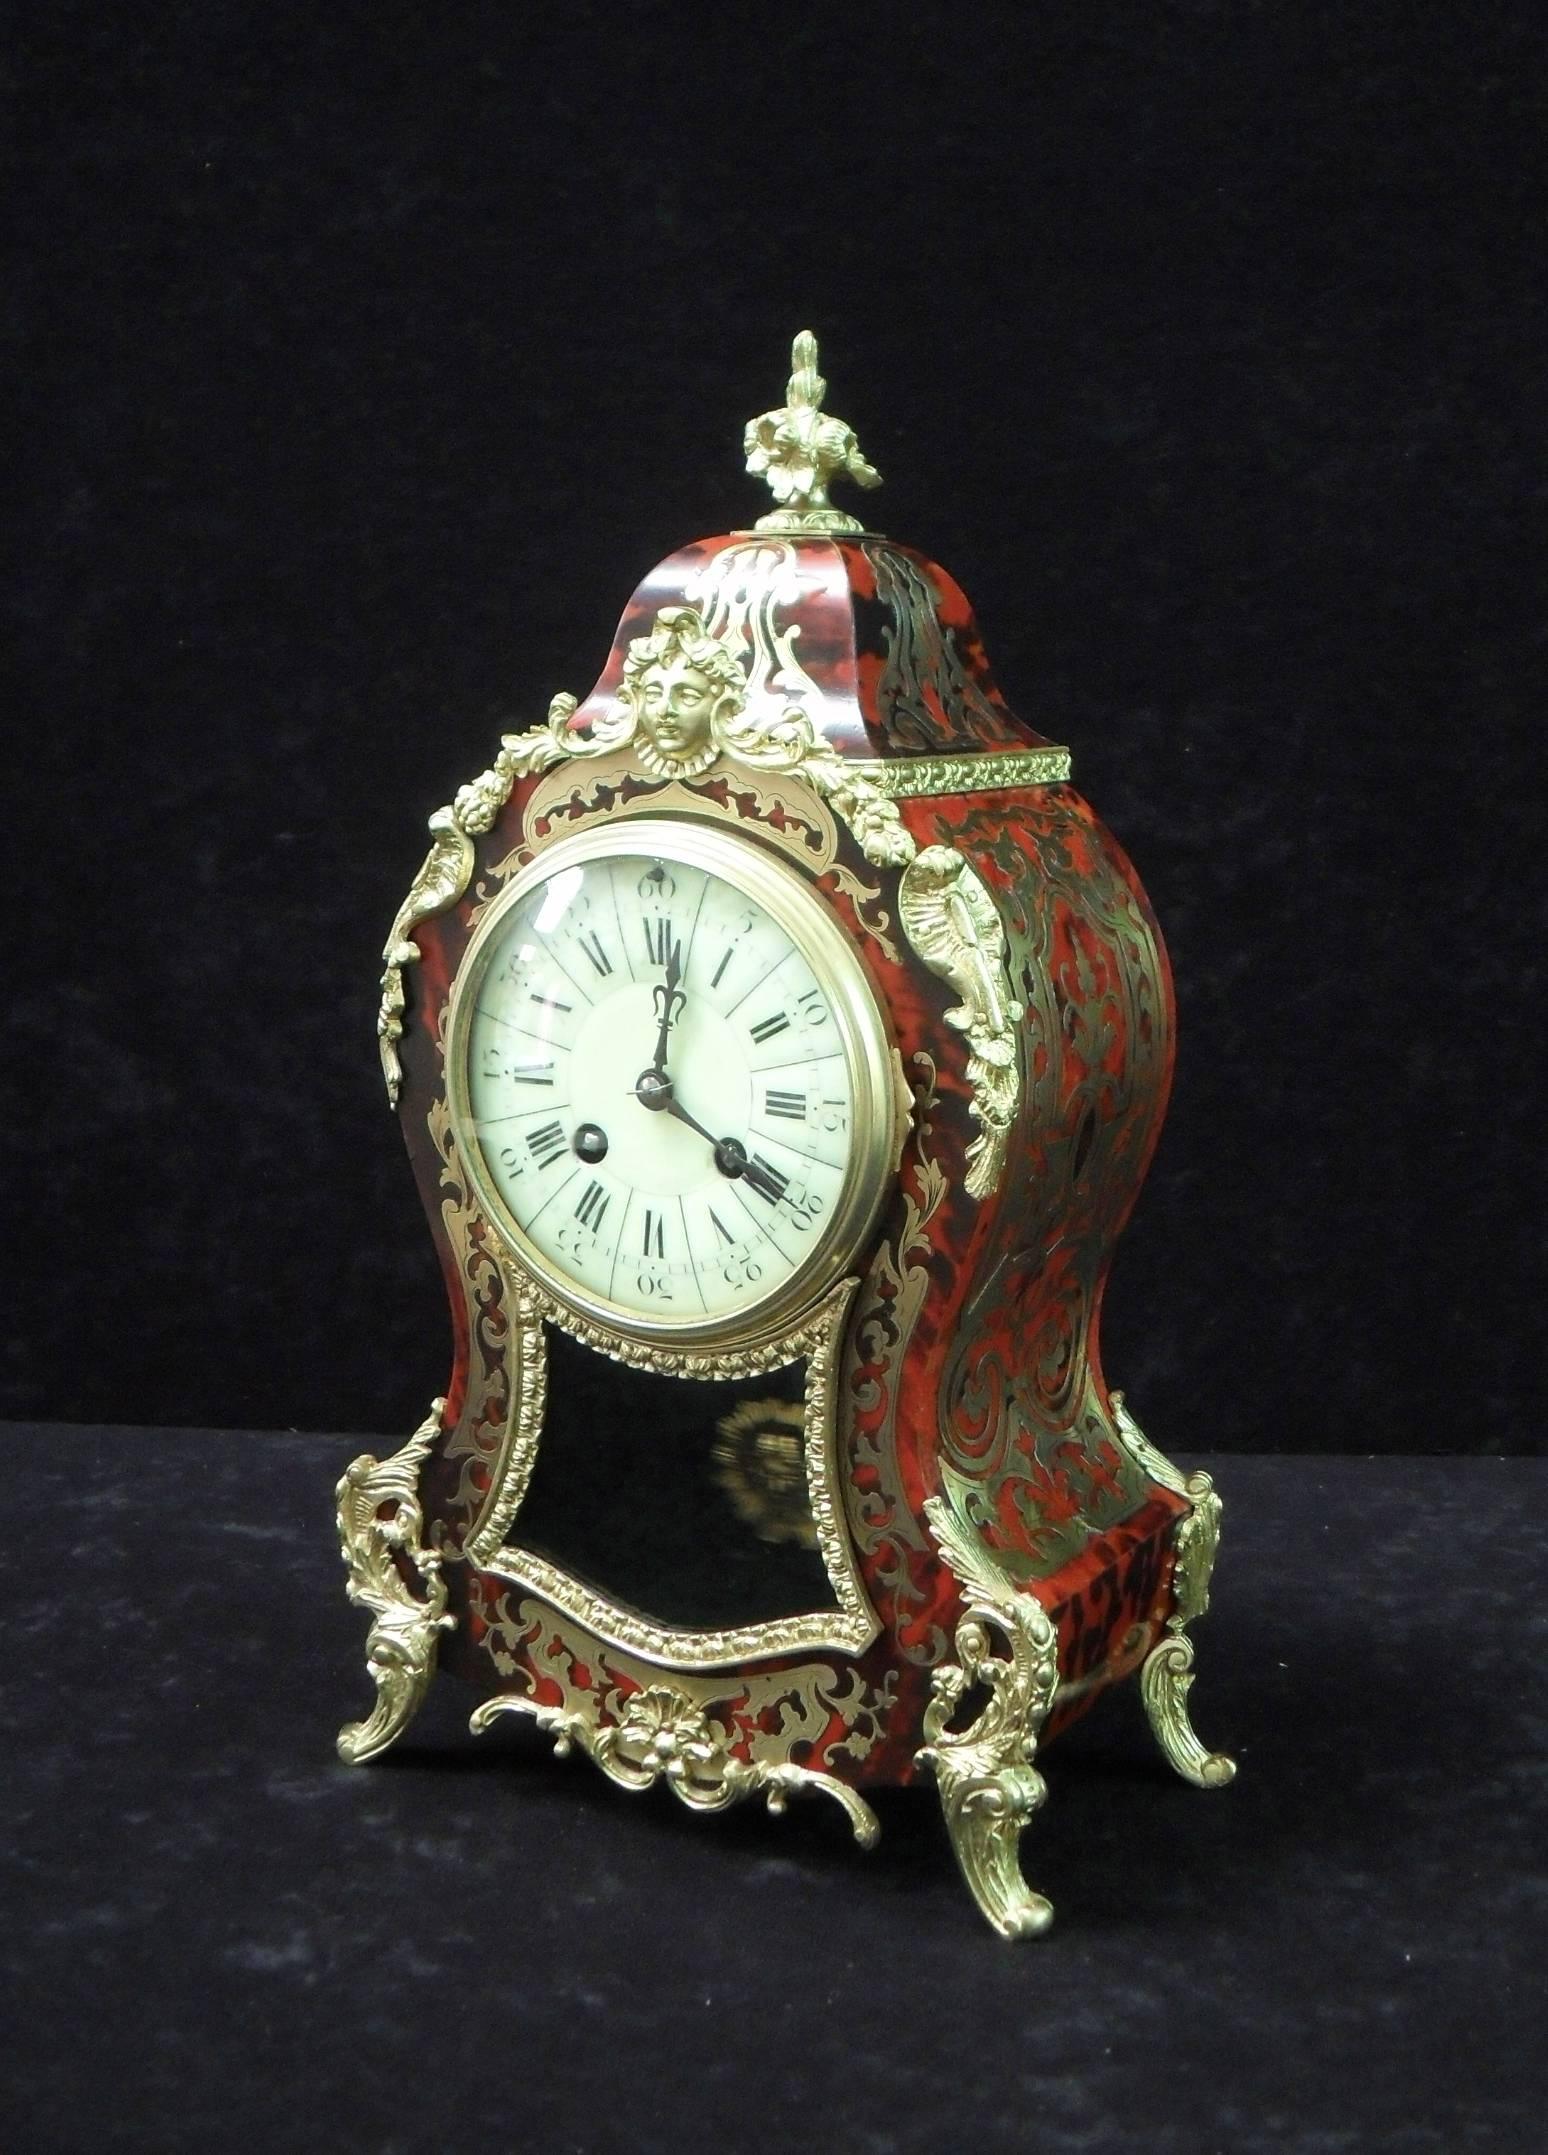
[444,817,901,1354]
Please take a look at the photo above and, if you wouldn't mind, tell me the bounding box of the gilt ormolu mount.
[337,332,1235,1936]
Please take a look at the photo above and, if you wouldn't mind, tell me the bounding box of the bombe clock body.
[337,337,1235,1936]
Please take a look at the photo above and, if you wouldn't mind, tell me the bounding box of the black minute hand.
[638,1087,787,1203]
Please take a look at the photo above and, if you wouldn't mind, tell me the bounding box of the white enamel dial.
[449,823,895,1340]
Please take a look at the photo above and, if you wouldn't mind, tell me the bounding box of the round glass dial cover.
[451,826,894,1336]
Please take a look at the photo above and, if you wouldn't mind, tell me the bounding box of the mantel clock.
[336,335,1235,1936]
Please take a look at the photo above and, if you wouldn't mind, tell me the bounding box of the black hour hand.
[715,1137,785,1203]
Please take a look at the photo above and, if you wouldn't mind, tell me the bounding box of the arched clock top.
[566,531,1069,769]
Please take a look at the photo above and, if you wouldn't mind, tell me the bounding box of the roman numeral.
[509,1061,555,1085]
[529,992,573,1014]
[764,1089,804,1120]
[641,1210,665,1259]
[749,1012,789,1044]
[643,916,676,966]
[577,931,612,977]
[711,948,733,988]
[575,1180,609,1230]
[526,1120,567,1168]
[750,1153,789,1203]
[709,1209,735,1246]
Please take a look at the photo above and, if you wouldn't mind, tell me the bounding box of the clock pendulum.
[336,333,1236,1936]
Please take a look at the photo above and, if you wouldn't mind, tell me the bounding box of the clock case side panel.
[394,916,519,1548]
[876,783,1195,1741]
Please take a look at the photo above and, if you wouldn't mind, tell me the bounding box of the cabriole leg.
[919,1498,1062,1938]
[335,1402,455,1764]
[1141,1471,1236,1789]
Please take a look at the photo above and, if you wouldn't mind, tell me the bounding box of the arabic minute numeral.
[787,1188,826,1234]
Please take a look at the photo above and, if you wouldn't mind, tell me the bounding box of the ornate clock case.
[338,336,1234,1937]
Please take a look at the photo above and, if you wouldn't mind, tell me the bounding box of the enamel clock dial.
[446,821,898,1343]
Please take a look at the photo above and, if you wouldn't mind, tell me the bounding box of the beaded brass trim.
[854,749,1072,797]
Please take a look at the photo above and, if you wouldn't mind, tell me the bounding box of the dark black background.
[6,2,1545,1448]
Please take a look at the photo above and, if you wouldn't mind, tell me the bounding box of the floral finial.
[743,331,882,534]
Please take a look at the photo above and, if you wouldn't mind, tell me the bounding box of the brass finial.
[743,331,882,533]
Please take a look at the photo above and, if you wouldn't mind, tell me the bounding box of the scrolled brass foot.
[918,1498,1062,1939]
[1140,1632,1236,1788]
[1141,1469,1236,1790]
[922,1754,1055,1939]
[336,1402,454,1763]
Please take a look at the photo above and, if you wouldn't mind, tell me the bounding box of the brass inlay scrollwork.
[335,1403,456,1763]
[492,750,903,967]
[687,536,827,717]
[918,1497,1062,1939]
[742,331,881,535]
[866,541,1008,752]
[461,1278,546,1568]
[899,847,1024,1198]
[844,1052,946,1661]
[932,802,1167,1571]
[426,1095,516,1541]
